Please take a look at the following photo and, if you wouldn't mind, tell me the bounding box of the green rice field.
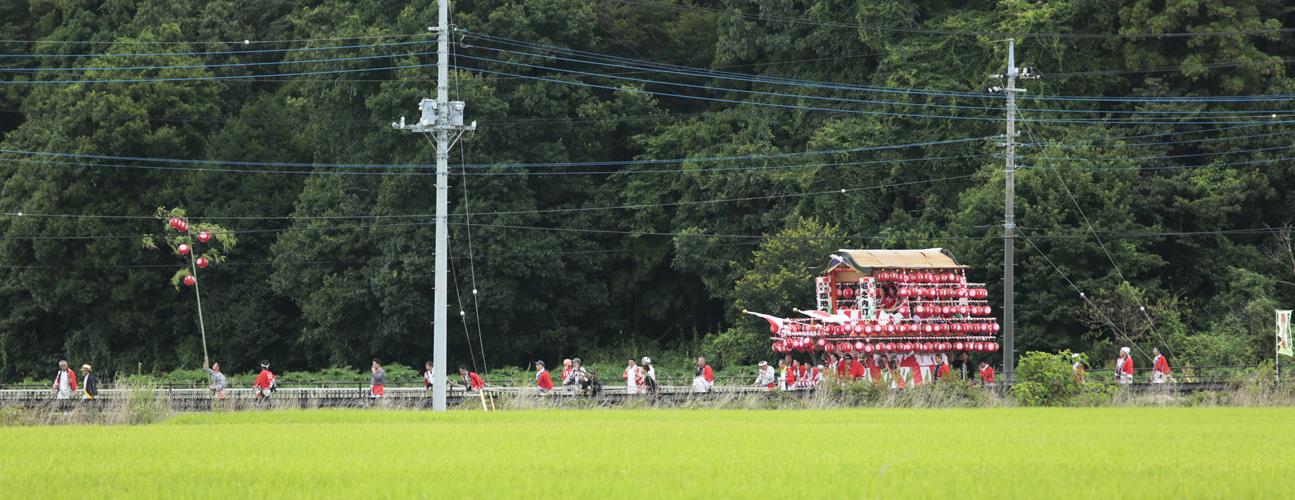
[2,408,1292,498]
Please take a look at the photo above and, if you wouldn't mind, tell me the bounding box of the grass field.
[3,407,1292,498]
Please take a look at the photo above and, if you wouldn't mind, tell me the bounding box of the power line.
[607,0,1295,39]
[0,39,435,58]
[0,33,437,45]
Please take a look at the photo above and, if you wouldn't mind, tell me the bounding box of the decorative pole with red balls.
[141,207,237,364]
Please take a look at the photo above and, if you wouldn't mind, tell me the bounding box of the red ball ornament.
[198,231,211,242]
[196,257,209,268]
[177,244,190,255]
[183,275,196,287]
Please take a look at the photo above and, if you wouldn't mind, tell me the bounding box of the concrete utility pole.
[989,39,1037,384]
[392,0,477,411]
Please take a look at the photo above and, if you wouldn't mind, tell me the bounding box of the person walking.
[693,357,714,393]
[561,359,573,386]
[50,360,77,400]
[370,359,386,398]
[254,360,275,404]
[79,364,98,400]
[641,357,657,385]
[459,365,486,392]
[424,362,451,393]
[1151,348,1171,384]
[204,358,226,399]
[753,361,776,390]
[623,358,642,395]
[535,361,554,393]
[1072,354,1086,383]
[1116,347,1134,384]
[978,361,995,387]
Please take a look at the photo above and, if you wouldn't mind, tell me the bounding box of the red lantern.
[837,342,852,352]
[987,343,999,352]
[957,306,969,315]
[914,305,926,316]
[863,343,874,354]
[177,220,188,232]
[198,231,211,242]
[898,288,910,298]
[886,325,896,334]
[953,342,965,351]
[922,324,934,334]
[825,343,837,353]
[168,218,180,229]
[183,275,196,287]
[196,257,209,268]
[898,305,910,315]
[884,343,896,352]
[177,244,190,255]
[992,323,1001,333]
[854,341,865,351]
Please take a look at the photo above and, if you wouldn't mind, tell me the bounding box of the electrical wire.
[0,39,436,58]
[607,0,1295,39]
[1019,114,1177,359]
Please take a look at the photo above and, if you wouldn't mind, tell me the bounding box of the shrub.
[1013,350,1117,406]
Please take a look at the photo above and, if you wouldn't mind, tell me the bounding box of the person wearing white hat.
[1072,353,1086,383]
[753,361,776,390]
[1116,348,1134,384]
[1151,347,1170,384]
[640,357,657,385]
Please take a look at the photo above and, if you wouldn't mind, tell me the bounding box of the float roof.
[823,248,967,272]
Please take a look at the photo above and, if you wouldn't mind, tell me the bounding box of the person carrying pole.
[204,358,226,399]
[459,365,485,392]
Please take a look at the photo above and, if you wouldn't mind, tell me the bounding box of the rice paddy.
[1,407,1290,498]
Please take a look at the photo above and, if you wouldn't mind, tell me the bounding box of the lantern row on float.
[772,338,1000,354]
[780,321,1001,336]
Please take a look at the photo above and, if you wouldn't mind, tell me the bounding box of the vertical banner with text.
[1278,310,1293,357]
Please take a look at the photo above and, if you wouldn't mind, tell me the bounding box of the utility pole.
[392,0,477,411]
[989,39,1038,384]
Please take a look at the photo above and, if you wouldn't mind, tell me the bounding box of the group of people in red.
[1106,347,1172,384]
[753,352,996,390]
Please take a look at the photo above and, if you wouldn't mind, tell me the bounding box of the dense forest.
[0,0,1293,381]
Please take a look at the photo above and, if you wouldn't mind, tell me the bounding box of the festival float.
[745,248,999,386]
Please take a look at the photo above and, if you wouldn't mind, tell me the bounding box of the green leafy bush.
[1013,351,1117,406]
